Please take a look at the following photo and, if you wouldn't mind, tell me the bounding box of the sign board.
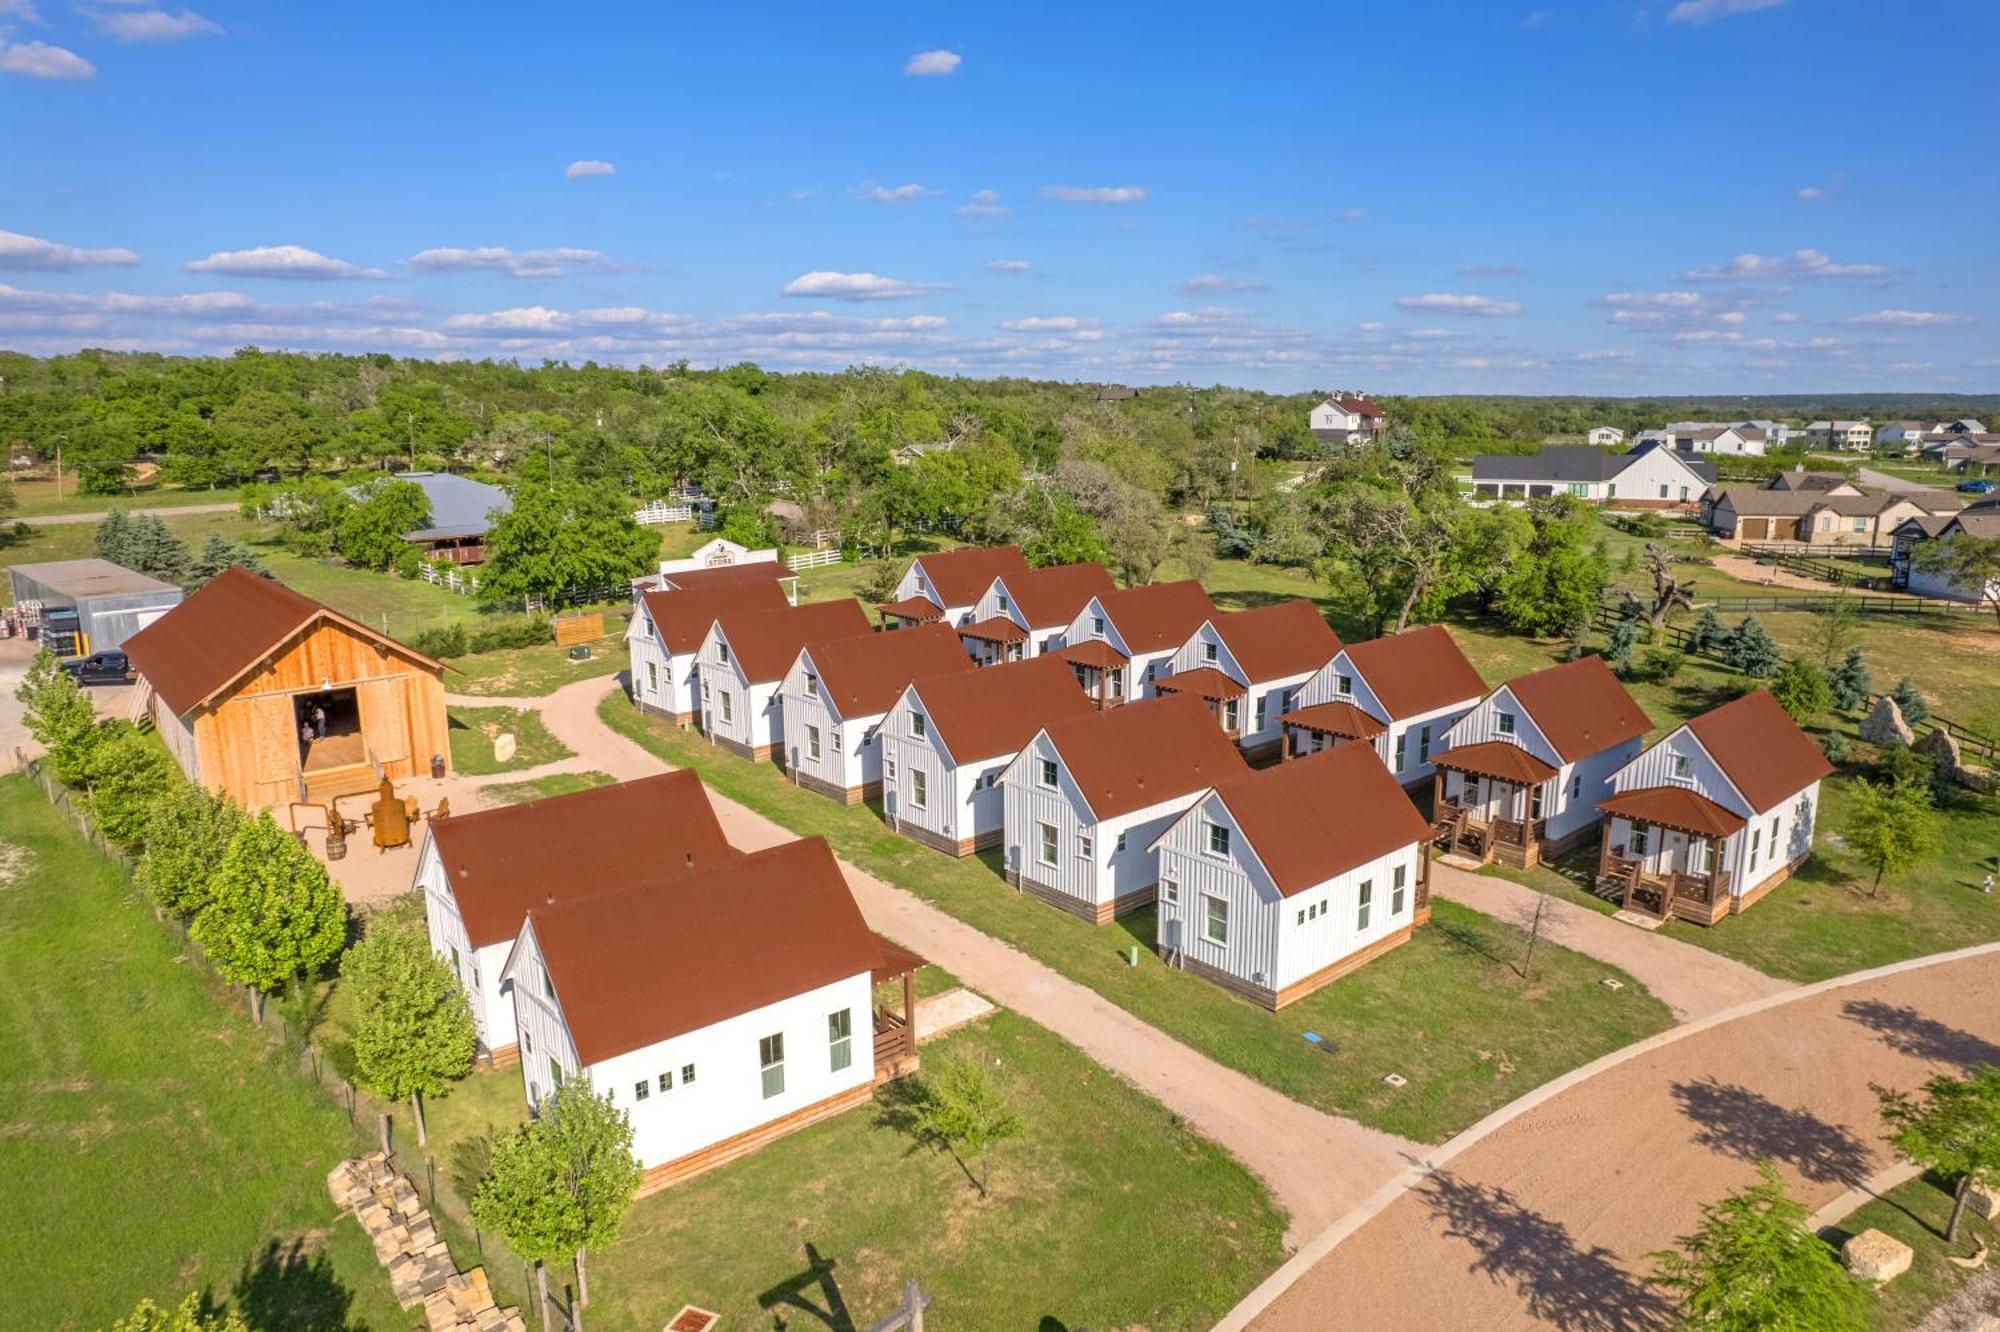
[553,613,604,647]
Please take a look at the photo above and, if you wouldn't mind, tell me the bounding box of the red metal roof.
[1685,689,1834,812]
[713,600,873,683]
[1094,580,1218,653]
[1152,665,1246,702]
[909,655,1093,763]
[1209,744,1430,896]
[957,616,1028,644]
[875,595,947,623]
[1341,625,1488,721]
[1599,787,1746,838]
[430,770,734,947]
[989,562,1116,629]
[1432,739,1560,786]
[1207,599,1343,681]
[1054,639,1129,670]
[639,580,788,655]
[1279,700,1387,740]
[1334,394,1386,420]
[910,544,1029,607]
[660,562,794,592]
[1043,693,1248,820]
[796,622,975,719]
[1504,655,1651,763]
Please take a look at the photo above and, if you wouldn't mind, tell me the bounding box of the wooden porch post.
[901,970,915,1061]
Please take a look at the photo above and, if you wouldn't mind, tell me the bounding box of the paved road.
[1858,466,1938,495]
[1236,946,2000,1330]
[17,501,237,527]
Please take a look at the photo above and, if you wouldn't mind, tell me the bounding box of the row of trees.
[95,507,266,589]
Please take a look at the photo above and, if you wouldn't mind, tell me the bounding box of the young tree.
[337,477,430,572]
[1603,615,1643,676]
[14,648,97,781]
[1722,616,1781,678]
[1828,646,1871,714]
[1768,658,1833,727]
[136,781,244,917]
[1842,778,1940,898]
[1494,497,1610,636]
[1875,1067,2000,1247]
[191,812,347,1021]
[1809,597,1860,671]
[483,477,658,604]
[907,1054,1025,1197]
[111,1294,249,1332]
[185,531,268,589]
[1683,604,1727,656]
[94,505,133,564]
[1890,675,1931,728]
[1648,1160,1867,1332]
[342,926,476,1146]
[74,720,178,848]
[1912,532,2000,630]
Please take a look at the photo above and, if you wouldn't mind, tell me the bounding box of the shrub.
[1768,657,1833,727]
[1820,731,1851,765]
[1890,676,1931,727]
[74,720,178,848]
[1637,646,1684,682]
[1721,616,1781,678]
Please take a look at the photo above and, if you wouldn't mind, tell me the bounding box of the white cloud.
[1405,328,1453,339]
[987,259,1031,274]
[1796,186,1824,201]
[1771,311,1799,323]
[406,246,619,278]
[0,0,45,22]
[999,315,1091,332]
[1843,309,1971,327]
[957,189,1009,217]
[903,49,961,77]
[861,183,933,204]
[1667,0,1786,23]
[0,39,94,78]
[444,306,573,333]
[1603,290,1704,308]
[1574,349,1634,362]
[1338,207,1367,223]
[1395,292,1522,317]
[185,245,385,280]
[1678,248,1885,281]
[85,7,222,40]
[1040,185,1148,205]
[564,159,615,179]
[780,270,940,301]
[1356,321,1388,333]
[0,228,140,270]
[1178,273,1269,295]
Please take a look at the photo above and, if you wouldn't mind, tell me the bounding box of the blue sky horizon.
[3,0,1996,394]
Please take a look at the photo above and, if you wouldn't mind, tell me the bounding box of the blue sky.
[3,0,1996,393]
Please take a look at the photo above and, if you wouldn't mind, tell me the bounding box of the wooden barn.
[123,566,452,808]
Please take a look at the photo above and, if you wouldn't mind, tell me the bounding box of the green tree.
[1648,1160,1867,1332]
[1603,615,1643,676]
[1842,778,1940,898]
[1683,604,1727,655]
[15,648,97,772]
[343,925,476,1146]
[73,720,177,848]
[118,513,193,584]
[1875,1067,2000,1247]
[1808,597,1860,670]
[1912,532,2000,630]
[109,1294,249,1332]
[904,1054,1025,1197]
[1767,658,1833,727]
[1890,675,1930,727]
[136,781,244,916]
[94,505,132,564]
[191,812,346,1021]
[1316,485,1476,634]
[1722,617,1781,678]
[337,477,430,572]
[1828,646,1871,714]
[1010,484,1109,569]
[483,477,658,604]
[185,531,268,589]
[1494,497,1609,637]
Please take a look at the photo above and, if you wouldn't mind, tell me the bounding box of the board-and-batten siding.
[878,689,999,848]
[776,657,881,795]
[415,835,517,1052]
[696,631,782,756]
[1438,686,1640,841]
[1606,729,1821,899]
[627,606,698,721]
[152,695,200,782]
[505,928,582,1107]
[1290,655,1472,780]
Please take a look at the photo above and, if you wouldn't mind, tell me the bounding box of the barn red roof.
[1684,689,1834,812]
[910,545,1029,607]
[639,580,788,654]
[1340,625,1488,721]
[660,562,794,592]
[1600,787,1746,838]
[1093,580,1218,653]
[1431,739,1560,786]
[1042,693,1248,819]
[1151,666,1246,702]
[875,595,946,623]
[795,622,975,719]
[1206,599,1343,681]
[1208,744,1430,896]
[712,600,873,683]
[1280,699,1387,740]
[989,562,1116,629]
[1504,655,1651,763]
[909,655,1092,763]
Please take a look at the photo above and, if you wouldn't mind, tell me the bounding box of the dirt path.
[1428,864,1792,1021]
[1235,946,2000,1330]
[17,501,238,527]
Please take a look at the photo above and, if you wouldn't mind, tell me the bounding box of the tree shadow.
[233,1236,358,1332]
[1429,910,1512,969]
[1842,998,2000,1071]
[756,1241,855,1331]
[1419,1171,1677,1330]
[1670,1078,1872,1186]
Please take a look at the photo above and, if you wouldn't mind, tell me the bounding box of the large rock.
[1843,1227,1914,1282]
[1915,725,1963,773]
[1860,695,1915,747]
[1969,1179,1999,1221]
[492,732,517,765]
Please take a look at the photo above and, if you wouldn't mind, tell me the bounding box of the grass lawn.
[598,695,1674,1142]
[0,509,253,601]
[0,776,421,1330]
[2,476,243,518]
[1478,842,1622,917]
[446,705,573,775]
[443,621,631,697]
[1829,1171,1999,1330]
[479,770,616,804]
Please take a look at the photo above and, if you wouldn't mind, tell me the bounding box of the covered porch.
[1430,741,1558,868]
[1054,639,1129,709]
[875,596,946,631]
[1597,787,1741,925]
[870,934,925,1083]
[957,616,1028,667]
[1152,666,1246,737]
[1279,699,1385,762]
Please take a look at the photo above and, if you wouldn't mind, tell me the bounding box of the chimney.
[545,893,554,906]
[685,851,694,870]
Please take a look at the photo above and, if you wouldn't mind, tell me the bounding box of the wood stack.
[326,1154,527,1331]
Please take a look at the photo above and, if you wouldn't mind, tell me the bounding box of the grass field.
[0,776,421,1330]
[445,705,573,776]
[444,620,631,697]
[1832,1171,2000,1330]
[598,695,1674,1142]
[479,770,616,804]
[2,476,243,518]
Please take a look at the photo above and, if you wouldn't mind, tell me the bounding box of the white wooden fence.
[420,563,482,596]
[633,500,694,526]
[786,548,845,572]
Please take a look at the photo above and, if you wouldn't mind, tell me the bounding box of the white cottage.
[1152,743,1435,1009]
[1431,655,1651,868]
[1470,442,1716,507]
[628,580,789,724]
[1598,689,1833,924]
[956,562,1116,666]
[1587,426,1625,447]
[501,835,923,1190]
[1001,693,1248,922]
[878,655,1093,856]
[1281,623,1488,785]
[1050,579,1218,708]
[875,545,1029,630]
[633,556,800,604]
[1890,503,2000,603]
[1308,393,1386,446]
[417,771,734,1062]
[776,622,975,804]
[1154,599,1343,761]
[696,600,873,761]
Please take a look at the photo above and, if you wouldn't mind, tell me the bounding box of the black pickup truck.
[63,650,134,686]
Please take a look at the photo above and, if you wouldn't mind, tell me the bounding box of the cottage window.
[1530,782,1545,820]
[759,1033,785,1099]
[1496,711,1516,737]
[805,673,819,698]
[1203,641,1218,664]
[1630,824,1650,856]
[1222,699,1240,731]
[1203,894,1229,945]
[633,1080,650,1102]
[1115,831,1127,853]
[523,1032,533,1055]
[1206,823,1230,856]
[1255,695,1267,730]
[1078,833,1093,860]
[806,725,822,761]
[911,770,928,809]
[1394,732,1409,771]
[1418,725,1433,762]
[719,691,734,723]
[658,1070,673,1093]
[682,1063,696,1085]
[1747,827,1761,872]
[1092,616,1105,635]
[645,662,659,694]
[832,731,842,752]
[1038,822,1059,867]
[885,757,897,780]
[1570,774,1582,800]
[828,1009,853,1073]
[1110,668,1125,698]
[1392,865,1407,916]
[718,642,731,665]
[702,679,710,699]
[1335,673,1353,698]
[1297,908,1306,925]
[1357,879,1374,931]
[1672,753,1693,780]
[911,711,927,739]
[542,969,555,1001]
[1039,758,1059,789]
[998,594,1010,612]
[1161,878,1180,905]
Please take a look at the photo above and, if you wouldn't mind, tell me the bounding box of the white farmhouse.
[1431,655,1651,869]
[1308,392,1386,447]
[1050,580,1218,707]
[956,562,1116,666]
[776,622,975,804]
[418,771,734,1062]
[633,555,800,604]
[1804,420,1873,451]
[1154,599,1344,761]
[1281,623,1488,785]
[878,655,1092,856]
[502,835,923,1189]
[1890,502,2000,603]
[876,545,1029,630]
[1586,426,1625,447]
[628,580,789,724]
[1877,421,1930,450]
[1598,690,1832,925]
[1152,743,1434,1009]
[696,600,873,761]
[1000,693,1247,922]
[1469,443,1716,506]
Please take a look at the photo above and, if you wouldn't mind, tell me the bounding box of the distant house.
[1803,420,1872,451]
[1051,580,1218,707]
[6,558,182,654]
[878,655,1092,856]
[1000,693,1247,922]
[1469,442,1715,507]
[776,622,975,804]
[1586,426,1625,447]
[1095,385,1139,402]
[876,545,1030,630]
[357,471,511,566]
[418,771,734,1063]
[695,601,873,761]
[1309,392,1386,447]
[891,441,955,465]
[1281,624,1488,786]
[1701,485,1955,546]
[1599,690,1831,925]
[956,562,1116,666]
[502,835,923,1188]
[634,557,799,605]
[628,579,789,725]
[1759,468,1857,494]
[1920,435,2000,469]
[1738,419,1792,447]
[1154,599,1343,761]
[1151,744,1434,1009]
[1431,655,1650,869]
[1890,501,2000,603]
[1876,421,1930,450]
[1673,425,1766,457]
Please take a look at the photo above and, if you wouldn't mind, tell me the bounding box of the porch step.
[1612,909,1666,932]
[304,762,380,806]
[1437,853,1485,871]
